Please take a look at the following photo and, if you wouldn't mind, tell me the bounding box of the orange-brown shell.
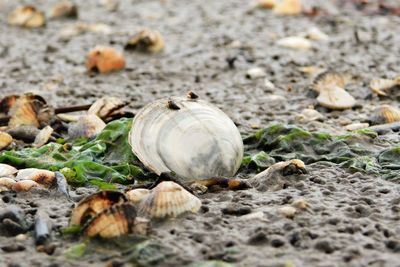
[0,132,13,151]
[371,105,400,125]
[85,46,125,73]
[12,180,40,192]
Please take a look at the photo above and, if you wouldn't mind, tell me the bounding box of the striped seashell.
[313,71,350,93]
[68,114,106,139]
[129,96,243,182]
[138,181,202,218]
[370,105,400,125]
[126,189,151,204]
[369,78,400,96]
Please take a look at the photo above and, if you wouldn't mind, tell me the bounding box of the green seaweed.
[64,242,87,259]
[241,151,275,170]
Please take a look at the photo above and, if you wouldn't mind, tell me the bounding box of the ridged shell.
[276,36,312,50]
[369,78,400,96]
[125,29,164,53]
[0,163,18,177]
[12,180,40,192]
[70,190,127,225]
[0,132,13,150]
[371,105,400,125]
[88,97,126,119]
[16,168,56,187]
[126,188,151,203]
[313,71,349,93]
[138,181,202,218]
[8,96,40,128]
[317,85,356,110]
[85,46,125,73]
[33,126,53,148]
[0,177,16,189]
[129,97,243,181]
[8,6,45,28]
[68,114,106,139]
[83,203,148,238]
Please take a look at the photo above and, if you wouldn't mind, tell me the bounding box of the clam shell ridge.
[129,97,244,181]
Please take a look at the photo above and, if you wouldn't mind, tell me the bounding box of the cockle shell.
[126,188,151,203]
[129,97,243,181]
[68,114,106,139]
[316,85,356,110]
[369,77,400,96]
[138,181,201,218]
[313,71,350,93]
[0,164,18,177]
[0,132,13,151]
[371,105,400,125]
[70,190,127,225]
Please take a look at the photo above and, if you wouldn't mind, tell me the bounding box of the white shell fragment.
[126,189,151,203]
[129,97,243,181]
[369,77,400,96]
[317,85,356,110]
[276,36,312,50]
[138,181,202,218]
[0,164,18,177]
[295,108,324,122]
[277,206,297,219]
[246,68,266,79]
[33,126,53,148]
[305,27,329,41]
[264,78,275,90]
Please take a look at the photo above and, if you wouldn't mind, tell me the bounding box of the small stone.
[315,240,335,253]
[246,67,266,79]
[248,231,268,245]
[277,206,297,219]
[270,237,285,247]
[15,234,28,241]
[291,198,309,210]
[239,211,265,221]
[221,204,251,216]
[344,123,369,131]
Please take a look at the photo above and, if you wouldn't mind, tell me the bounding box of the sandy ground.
[1,0,400,266]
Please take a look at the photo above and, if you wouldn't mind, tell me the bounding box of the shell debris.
[125,28,165,53]
[8,6,45,28]
[85,46,125,73]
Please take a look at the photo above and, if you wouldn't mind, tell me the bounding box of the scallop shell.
[70,190,127,226]
[0,163,18,177]
[126,189,151,204]
[8,6,45,28]
[276,36,312,50]
[49,0,78,19]
[371,105,400,125]
[86,46,125,73]
[12,180,40,192]
[273,0,302,15]
[33,126,53,148]
[138,181,202,218]
[129,97,243,181]
[313,71,350,93]
[68,114,106,139]
[317,85,356,110]
[83,203,147,238]
[125,29,164,53]
[0,177,17,189]
[369,78,400,96]
[0,132,13,150]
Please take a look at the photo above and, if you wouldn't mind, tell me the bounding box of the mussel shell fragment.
[138,181,202,218]
[129,97,243,181]
[68,114,106,139]
[70,190,127,226]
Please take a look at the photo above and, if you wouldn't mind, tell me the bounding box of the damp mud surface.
[1,0,400,266]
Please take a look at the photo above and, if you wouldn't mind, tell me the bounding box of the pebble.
[221,204,252,216]
[246,67,266,79]
[277,206,297,219]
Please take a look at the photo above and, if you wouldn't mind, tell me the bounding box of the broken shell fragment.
[273,0,302,15]
[86,46,125,73]
[370,105,400,125]
[8,6,45,28]
[129,97,244,181]
[88,97,126,120]
[32,126,53,148]
[317,85,356,110]
[70,190,127,226]
[0,164,18,177]
[369,77,400,96]
[344,122,369,131]
[276,36,312,50]
[138,181,202,218]
[0,178,16,189]
[295,108,324,122]
[257,0,276,9]
[68,115,106,139]
[49,0,78,19]
[12,180,40,192]
[0,132,13,150]
[246,67,266,79]
[125,29,164,53]
[277,206,297,219]
[304,27,329,41]
[16,168,56,188]
[83,203,147,238]
[126,189,151,204]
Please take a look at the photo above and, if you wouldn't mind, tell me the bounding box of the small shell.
[16,168,56,187]
[317,85,356,110]
[264,78,275,90]
[0,163,18,177]
[305,27,329,41]
[246,67,266,79]
[369,78,400,96]
[83,203,147,238]
[257,0,276,9]
[8,6,45,28]
[371,105,400,125]
[68,115,106,139]
[298,66,326,76]
[125,29,164,53]
[138,181,202,218]
[273,0,302,15]
[0,178,17,189]
[70,190,127,226]
[49,0,78,19]
[0,132,13,150]
[291,198,309,210]
[126,189,151,204]
[88,97,126,119]
[344,123,369,131]
[277,206,297,219]
[313,71,350,93]
[12,180,40,192]
[85,46,125,73]
[295,108,324,122]
[276,36,312,50]
[33,126,53,148]
[57,113,79,122]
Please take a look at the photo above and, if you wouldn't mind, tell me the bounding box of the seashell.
[273,0,302,15]
[0,131,13,150]
[8,6,45,28]
[86,23,112,35]
[0,95,19,114]
[88,97,126,120]
[0,163,18,177]
[56,113,79,122]
[7,125,40,143]
[304,27,329,41]
[295,108,324,122]
[125,29,164,53]
[298,66,326,76]
[32,126,53,148]
[317,85,356,110]
[313,71,350,93]
[83,202,147,238]
[70,190,127,225]
[49,0,78,19]
[276,36,312,50]
[126,189,151,204]
[264,78,275,90]
[12,180,40,192]
[369,77,400,96]
[246,67,266,79]
[129,97,243,181]
[138,181,202,218]
[68,114,106,139]
[257,0,276,9]
[344,122,369,131]
[370,105,400,125]
[85,46,125,73]
[16,168,56,187]
[0,178,16,189]
[277,206,297,219]
[291,198,309,210]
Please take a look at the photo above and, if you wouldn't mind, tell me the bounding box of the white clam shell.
[0,163,18,177]
[129,97,243,181]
